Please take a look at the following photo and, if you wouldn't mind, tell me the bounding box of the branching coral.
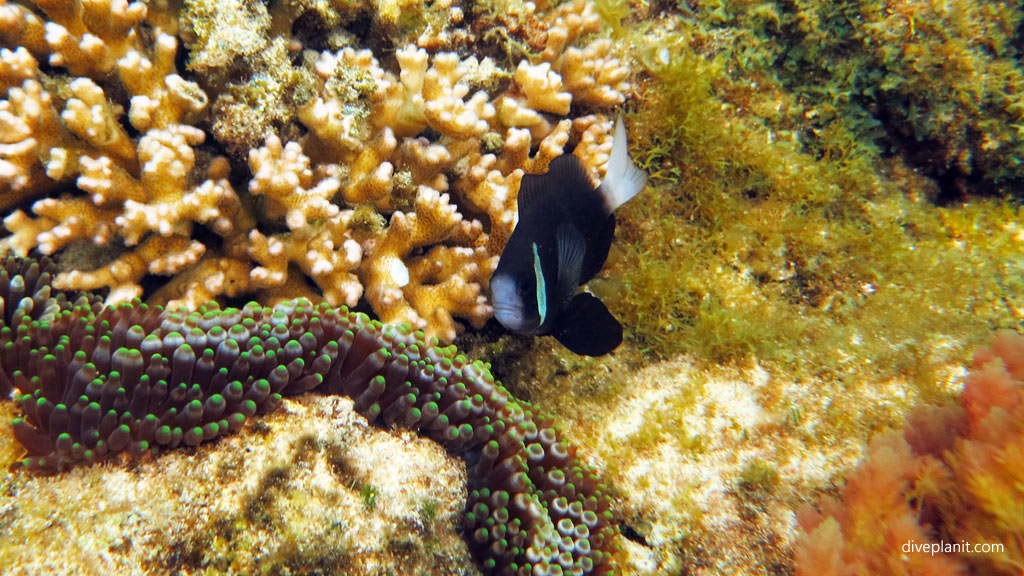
[0,0,635,343]
[0,255,617,576]
[794,330,1024,575]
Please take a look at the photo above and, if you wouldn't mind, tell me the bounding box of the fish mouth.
[493,304,527,331]
[494,301,545,335]
[490,273,528,332]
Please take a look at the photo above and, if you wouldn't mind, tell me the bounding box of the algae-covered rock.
[0,395,475,575]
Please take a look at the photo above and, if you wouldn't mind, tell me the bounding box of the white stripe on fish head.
[532,242,547,325]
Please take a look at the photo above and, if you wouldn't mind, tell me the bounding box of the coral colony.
[0,0,631,573]
[0,255,617,576]
[0,0,631,344]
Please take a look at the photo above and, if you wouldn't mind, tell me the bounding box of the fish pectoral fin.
[551,292,623,356]
[580,214,615,285]
[556,222,586,295]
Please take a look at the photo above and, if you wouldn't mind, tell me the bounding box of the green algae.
[593,12,1024,398]
[737,459,780,493]
[463,8,1024,572]
[620,378,707,458]
[182,0,319,154]
[360,484,379,510]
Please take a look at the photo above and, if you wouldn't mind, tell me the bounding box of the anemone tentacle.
[0,255,617,576]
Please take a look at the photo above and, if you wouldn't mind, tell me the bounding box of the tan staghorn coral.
[0,0,149,78]
[422,52,497,139]
[0,74,64,201]
[248,135,341,230]
[556,38,631,108]
[514,60,573,115]
[0,0,635,342]
[361,185,487,342]
[54,234,208,302]
[0,9,229,298]
[248,210,364,308]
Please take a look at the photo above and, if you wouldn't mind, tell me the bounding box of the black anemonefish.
[490,116,648,356]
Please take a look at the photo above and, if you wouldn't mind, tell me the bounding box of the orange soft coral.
[795,330,1024,576]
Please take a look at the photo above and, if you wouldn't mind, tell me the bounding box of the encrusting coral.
[0,255,618,576]
[794,330,1024,575]
[0,0,634,343]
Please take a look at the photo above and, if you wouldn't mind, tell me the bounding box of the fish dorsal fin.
[598,115,648,212]
[517,171,547,219]
[556,222,586,296]
[519,155,594,217]
[552,292,623,356]
[548,154,595,190]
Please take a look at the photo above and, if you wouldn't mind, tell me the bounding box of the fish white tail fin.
[600,115,648,212]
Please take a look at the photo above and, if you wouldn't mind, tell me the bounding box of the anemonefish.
[490,116,648,356]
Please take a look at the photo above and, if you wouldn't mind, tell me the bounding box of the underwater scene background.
[0,0,1022,574]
